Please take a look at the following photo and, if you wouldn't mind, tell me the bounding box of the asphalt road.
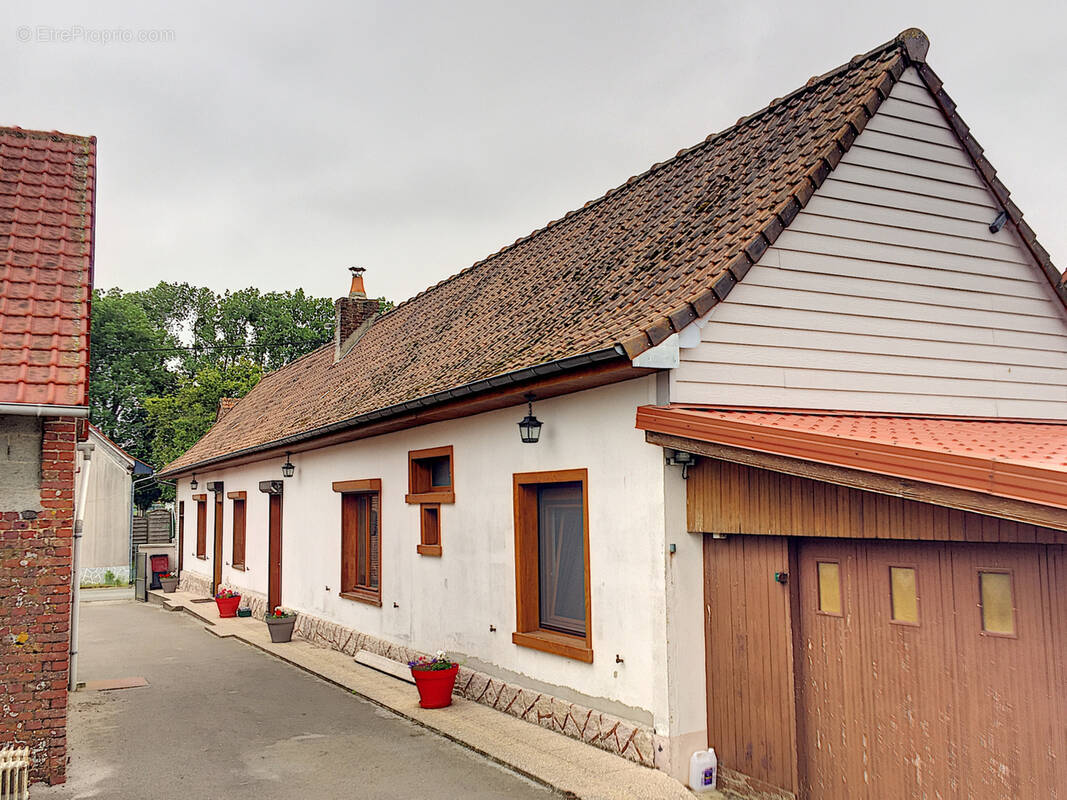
[37,599,554,800]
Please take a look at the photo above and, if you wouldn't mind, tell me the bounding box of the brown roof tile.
[163,29,1062,475]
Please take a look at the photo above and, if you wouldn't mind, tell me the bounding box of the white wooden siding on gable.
[671,67,1067,419]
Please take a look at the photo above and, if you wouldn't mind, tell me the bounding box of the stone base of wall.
[178,571,211,598]
[78,565,129,586]
[295,615,661,767]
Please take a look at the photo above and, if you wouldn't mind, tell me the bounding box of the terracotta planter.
[411,665,459,708]
[265,615,296,643]
[215,595,241,617]
[159,577,179,594]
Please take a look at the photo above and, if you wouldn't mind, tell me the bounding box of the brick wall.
[0,416,76,784]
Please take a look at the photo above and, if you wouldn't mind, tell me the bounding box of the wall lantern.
[190,474,198,490]
[518,393,543,444]
[281,452,295,478]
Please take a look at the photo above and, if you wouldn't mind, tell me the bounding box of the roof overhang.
[160,349,651,479]
[637,405,1067,531]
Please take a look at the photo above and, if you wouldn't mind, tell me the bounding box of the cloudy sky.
[4,1,1064,306]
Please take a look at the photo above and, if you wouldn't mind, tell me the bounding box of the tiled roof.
[162,29,1063,475]
[0,127,96,407]
[636,406,1067,510]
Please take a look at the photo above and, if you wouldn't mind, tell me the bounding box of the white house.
[159,30,1067,798]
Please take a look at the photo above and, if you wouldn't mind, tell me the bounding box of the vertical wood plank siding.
[673,67,1067,419]
[703,534,799,798]
[689,459,1064,544]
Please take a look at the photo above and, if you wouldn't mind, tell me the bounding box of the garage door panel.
[798,542,869,797]
[798,538,1061,800]
[861,542,958,797]
[949,544,1056,799]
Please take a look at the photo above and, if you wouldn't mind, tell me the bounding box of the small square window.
[889,566,918,624]
[817,561,842,616]
[407,446,455,504]
[979,571,1015,635]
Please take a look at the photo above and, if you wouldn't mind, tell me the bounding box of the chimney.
[335,267,380,361]
[216,397,240,422]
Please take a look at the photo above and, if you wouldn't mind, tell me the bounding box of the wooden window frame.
[406,445,455,504]
[417,503,442,557]
[512,469,593,663]
[887,563,920,627]
[815,559,843,618]
[194,494,207,559]
[333,479,383,606]
[977,567,1018,639]
[228,491,247,570]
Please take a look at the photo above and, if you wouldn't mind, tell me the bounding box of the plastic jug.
[689,748,718,793]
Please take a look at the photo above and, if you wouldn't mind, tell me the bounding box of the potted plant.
[264,606,297,642]
[408,651,460,708]
[214,587,241,618]
[159,571,179,594]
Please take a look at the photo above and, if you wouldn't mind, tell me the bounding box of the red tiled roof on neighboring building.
[0,126,96,407]
[636,405,1067,510]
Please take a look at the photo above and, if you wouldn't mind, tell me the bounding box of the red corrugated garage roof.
[0,126,96,408]
[636,406,1067,510]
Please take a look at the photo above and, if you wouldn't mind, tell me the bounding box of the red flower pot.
[411,665,459,708]
[215,595,241,618]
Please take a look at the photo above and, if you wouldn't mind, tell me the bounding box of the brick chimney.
[334,267,380,361]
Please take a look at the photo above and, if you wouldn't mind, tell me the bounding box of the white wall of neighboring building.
[177,376,680,730]
[672,67,1067,417]
[77,428,134,584]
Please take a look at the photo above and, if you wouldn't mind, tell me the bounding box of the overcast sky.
[4,1,1064,306]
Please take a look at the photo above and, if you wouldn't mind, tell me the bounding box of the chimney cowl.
[335,267,379,361]
[349,266,367,298]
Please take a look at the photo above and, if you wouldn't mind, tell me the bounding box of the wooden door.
[268,494,282,611]
[797,538,1064,799]
[212,496,223,592]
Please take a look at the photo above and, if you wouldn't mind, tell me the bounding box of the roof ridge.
[0,125,96,145]
[384,29,925,318]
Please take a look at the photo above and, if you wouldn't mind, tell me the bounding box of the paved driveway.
[38,600,554,799]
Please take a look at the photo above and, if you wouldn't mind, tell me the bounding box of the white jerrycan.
[689,748,718,792]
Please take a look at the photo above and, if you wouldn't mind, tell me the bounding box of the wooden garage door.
[798,539,1065,799]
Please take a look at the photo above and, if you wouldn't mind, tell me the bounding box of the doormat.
[81,677,149,691]
[189,598,214,604]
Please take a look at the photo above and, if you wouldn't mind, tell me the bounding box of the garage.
[638,405,1067,799]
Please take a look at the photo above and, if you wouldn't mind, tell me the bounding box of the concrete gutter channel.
[147,588,718,800]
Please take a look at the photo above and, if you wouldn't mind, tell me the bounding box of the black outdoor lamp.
[190,474,198,490]
[281,452,295,478]
[518,393,543,444]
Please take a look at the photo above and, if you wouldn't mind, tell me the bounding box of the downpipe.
[69,442,94,692]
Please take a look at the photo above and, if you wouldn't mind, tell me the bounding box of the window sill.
[405,490,455,505]
[195,555,208,561]
[231,564,246,571]
[417,544,442,557]
[512,630,593,663]
[340,590,382,607]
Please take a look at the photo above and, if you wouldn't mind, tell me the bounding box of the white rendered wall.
[673,67,1067,418]
[177,377,672,727]
[77,432,132,575]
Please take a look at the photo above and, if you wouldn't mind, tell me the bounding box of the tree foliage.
[88,282,383,497]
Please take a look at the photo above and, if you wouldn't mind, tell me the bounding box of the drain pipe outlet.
[69,442,94,691]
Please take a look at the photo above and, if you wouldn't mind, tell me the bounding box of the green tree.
[144,359,264,469]
[89,289,175,461]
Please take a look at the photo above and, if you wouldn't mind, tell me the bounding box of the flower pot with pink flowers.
[214,587,241,617]
[264,607,297,643]
[408,651,460,708]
